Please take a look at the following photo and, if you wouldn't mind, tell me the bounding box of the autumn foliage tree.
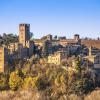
[9,71,23,90]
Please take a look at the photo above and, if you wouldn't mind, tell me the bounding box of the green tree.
[70,78,93,95]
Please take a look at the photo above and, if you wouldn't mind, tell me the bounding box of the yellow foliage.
[23,76,38,90]
[9,72,23,90]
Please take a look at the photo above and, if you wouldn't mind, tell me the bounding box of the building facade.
[48,51,68,65]
[19,23,34,59]
[0,47,8,72]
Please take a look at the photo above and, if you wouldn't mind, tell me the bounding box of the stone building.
[0,23,35,73]
[48,50,68,65]
[19,23,34,59]
[25,40,34,57]
[0,47,8,72]
[8,43,19,54]
[42,40,52,56]
[85,46,100,68]
[88,46,100,55]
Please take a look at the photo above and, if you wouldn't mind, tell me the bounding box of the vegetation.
[0,56,99,99]
[0,33,18,46]
[9,71,23,90]
[0,74,9,90]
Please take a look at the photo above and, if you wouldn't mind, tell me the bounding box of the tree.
[23,76,38,90]
[9,71,23,90]
[67,59,94,95]
[36,75,50,91]
[70,78,93,95]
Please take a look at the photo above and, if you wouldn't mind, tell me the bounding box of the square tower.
[19,24,30,46]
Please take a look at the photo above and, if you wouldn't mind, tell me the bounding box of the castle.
[0,23,100,73]
[0,24,34,72]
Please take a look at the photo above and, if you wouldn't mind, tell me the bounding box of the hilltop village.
[0,23,100,73]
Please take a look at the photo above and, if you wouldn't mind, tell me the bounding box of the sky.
[0,0,100,39]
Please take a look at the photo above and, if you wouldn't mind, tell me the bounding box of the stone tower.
[19,24,30,46]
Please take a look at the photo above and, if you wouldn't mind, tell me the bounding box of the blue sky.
[0,0,100,38]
